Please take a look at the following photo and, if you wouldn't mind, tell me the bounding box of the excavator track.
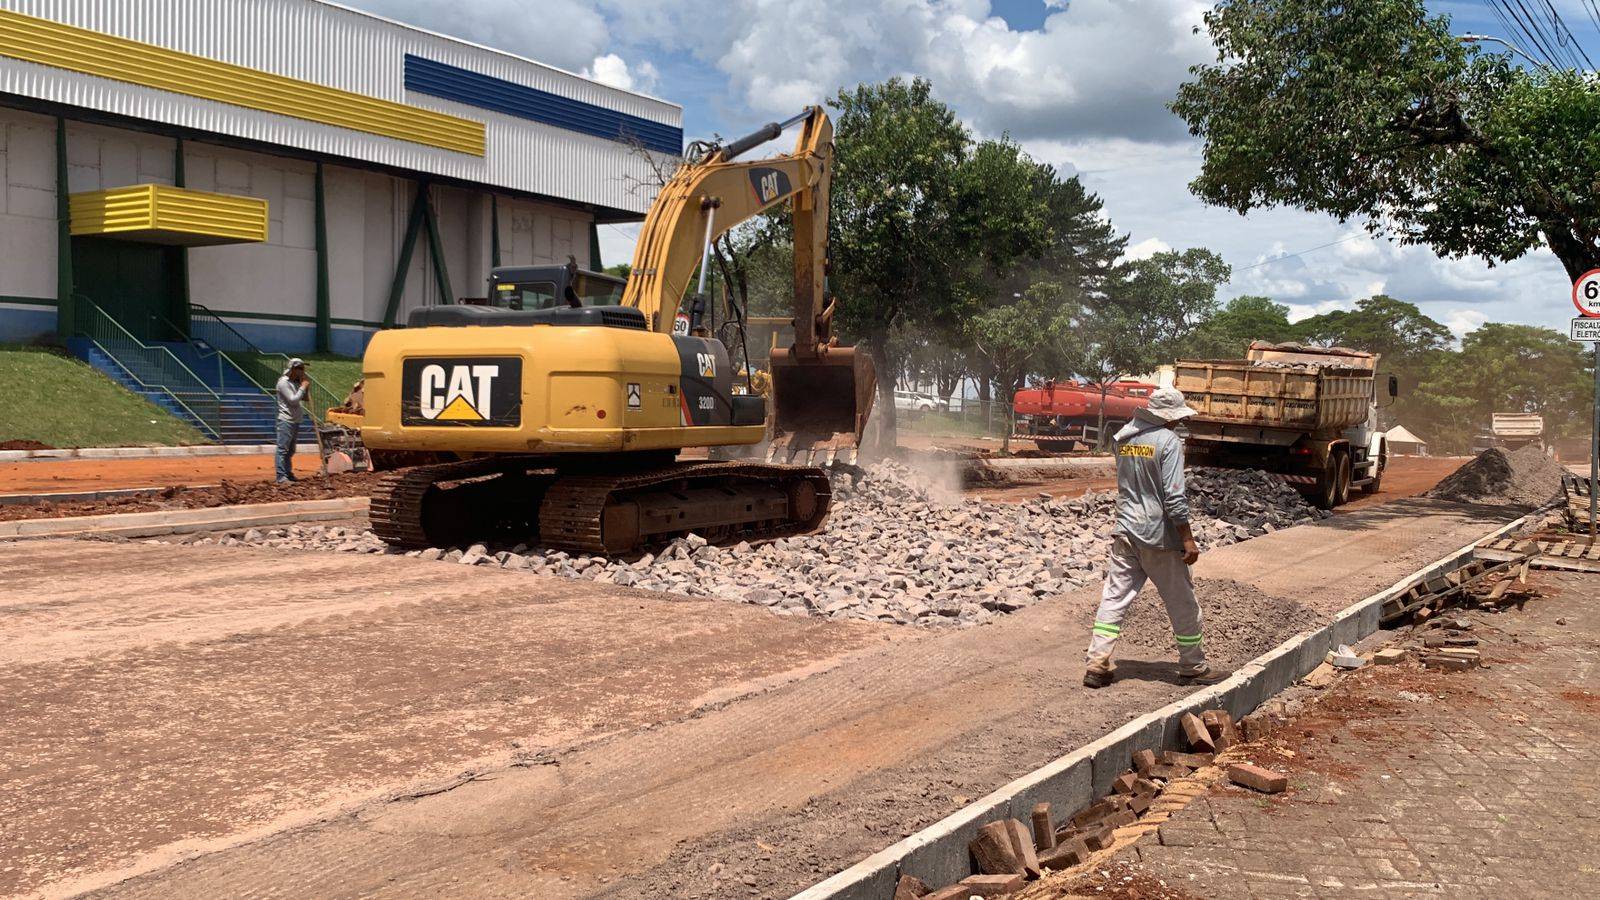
[369,456,543,549]
[539,461,832,554]
[370,458,832,555]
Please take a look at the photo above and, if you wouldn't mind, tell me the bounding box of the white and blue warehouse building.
[0,0,680,361]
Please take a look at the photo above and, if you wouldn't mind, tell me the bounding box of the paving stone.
[201,461,1325,627]
[1119,575,1600,898]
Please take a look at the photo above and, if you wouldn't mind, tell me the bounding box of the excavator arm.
[622,107,875,463]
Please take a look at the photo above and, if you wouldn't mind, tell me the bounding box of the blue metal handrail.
[73,295,222,439]
[188,302,344,421]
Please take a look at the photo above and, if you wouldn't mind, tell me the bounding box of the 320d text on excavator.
[327,106,876,555]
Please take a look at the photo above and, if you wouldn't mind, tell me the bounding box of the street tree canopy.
[1172,0,1600,279]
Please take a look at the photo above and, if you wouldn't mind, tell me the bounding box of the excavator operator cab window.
[491,281,557,311]
[574,273,625,307]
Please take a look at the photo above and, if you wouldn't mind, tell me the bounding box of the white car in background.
[893,390,946,414]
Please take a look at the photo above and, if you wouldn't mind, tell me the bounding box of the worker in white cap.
[1084,387,1219,688]
[274,358,310,484]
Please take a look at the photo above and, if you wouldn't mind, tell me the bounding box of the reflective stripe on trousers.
[1086,534,1205,667]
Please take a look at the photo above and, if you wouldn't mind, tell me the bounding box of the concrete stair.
[66,338,307,445]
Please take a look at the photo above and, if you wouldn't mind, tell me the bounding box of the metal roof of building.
[0,0,681,217]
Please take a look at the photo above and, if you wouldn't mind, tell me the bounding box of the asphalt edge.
[0,497,369,540]
[0,444,318,462]
[789,511,1532,900]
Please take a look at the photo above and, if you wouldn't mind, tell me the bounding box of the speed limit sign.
[1574,268,1600,317]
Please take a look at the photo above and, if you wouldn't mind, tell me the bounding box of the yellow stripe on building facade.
[0,8,484,156]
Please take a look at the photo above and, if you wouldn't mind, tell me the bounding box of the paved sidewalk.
[1048,570,1600,898]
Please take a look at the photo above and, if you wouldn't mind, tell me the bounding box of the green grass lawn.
[0,345,207,448]
[236,351,362,399]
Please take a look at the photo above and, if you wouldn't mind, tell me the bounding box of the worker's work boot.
[1178,662,1225,684]
[1083,657,1116,689]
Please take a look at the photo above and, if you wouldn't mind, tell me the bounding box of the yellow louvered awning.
[69,184,268,246]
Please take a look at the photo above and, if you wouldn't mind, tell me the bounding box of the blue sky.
[349,0,1600,339]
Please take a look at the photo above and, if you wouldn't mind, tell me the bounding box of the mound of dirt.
[1092,578,1321,667]
[0,439,53,450]
[1421,445,1564,507]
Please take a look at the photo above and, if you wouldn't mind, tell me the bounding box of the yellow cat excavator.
[334,106,875,554]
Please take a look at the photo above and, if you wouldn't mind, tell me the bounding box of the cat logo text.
[401,356,522,427]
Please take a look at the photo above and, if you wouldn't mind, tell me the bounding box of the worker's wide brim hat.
[1134,387,1198,424]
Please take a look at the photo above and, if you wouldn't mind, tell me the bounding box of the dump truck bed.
[1175,343,1377,434]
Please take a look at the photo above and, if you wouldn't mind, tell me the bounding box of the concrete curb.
[0,497,368,540]
[0,444,317,462]
[790,512,1531,900]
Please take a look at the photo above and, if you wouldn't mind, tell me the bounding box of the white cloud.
[1285,299,1351,322]
[582,53,659,93]
[1443,309,1489,340]
[1123,237,1170,261]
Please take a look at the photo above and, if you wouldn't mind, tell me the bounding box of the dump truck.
[1490,413,1544,452]
[1174,342,1397,509]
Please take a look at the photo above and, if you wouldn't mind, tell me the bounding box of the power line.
[1233,235,1365,273]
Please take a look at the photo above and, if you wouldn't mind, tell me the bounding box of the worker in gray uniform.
[1084,387,1220,688]
[274,358,310,484]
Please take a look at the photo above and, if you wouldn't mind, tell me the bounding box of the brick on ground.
[1030,802,1054,851]
[1038,837,1090,871]
[1201,709,1241,750]
[893,874,930,899]
[1111,772,1139,794]
[1373,648,1408,665]
[1180,712,1216,752]
[1161,750,1214,769]
[957,873,1025,896]
[1130,748,1158,774]
[1227,762,1288,794]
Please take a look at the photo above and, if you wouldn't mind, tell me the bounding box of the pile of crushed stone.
[1093,578,1320,667]
[1422,445,1564,507]
[178,461,1328,628]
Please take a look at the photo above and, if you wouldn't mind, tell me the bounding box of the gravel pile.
[1422,445,1564,507]
[184,462,1327,627]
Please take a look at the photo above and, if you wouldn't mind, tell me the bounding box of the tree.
[1292,295,1452,370]
[1172,0,1600,281]
[968,281,1080,449]
[1064,248,1231,443]
[828,78,1049,445]
[1183,295,1296,358]
[1409,324,1591,451]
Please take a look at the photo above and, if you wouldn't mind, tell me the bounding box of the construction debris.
[1373,648,1408,665]
[1422,445,1564,508]
[188,461,1327,627]
[1327,644,1366,669]
[1226,763,1288,794]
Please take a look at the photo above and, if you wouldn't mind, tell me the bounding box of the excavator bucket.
[767,346,877,465]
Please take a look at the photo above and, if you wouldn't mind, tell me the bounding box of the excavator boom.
[620,106,875,463]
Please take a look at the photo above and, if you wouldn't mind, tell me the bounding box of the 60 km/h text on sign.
[1573,268,1600,317]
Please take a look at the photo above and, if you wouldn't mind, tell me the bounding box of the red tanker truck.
[1012,379,1156,452]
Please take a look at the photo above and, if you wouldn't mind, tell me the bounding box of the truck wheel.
[1334,453,1352,506]
[1312,459,1341,510]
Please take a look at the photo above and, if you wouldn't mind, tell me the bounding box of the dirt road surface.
[0,497,1517,899]
[0,539,900,898]
[0,454,319,495]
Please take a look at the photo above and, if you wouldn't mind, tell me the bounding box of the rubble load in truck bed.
[186,461,1328,627]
